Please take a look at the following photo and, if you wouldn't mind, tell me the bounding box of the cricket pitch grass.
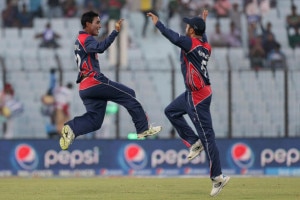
[1,176,299,200]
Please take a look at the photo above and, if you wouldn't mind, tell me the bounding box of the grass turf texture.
[1,177,299,200]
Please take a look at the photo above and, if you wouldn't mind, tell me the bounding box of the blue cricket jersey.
[156,21,211,92]
[74,30,119,89]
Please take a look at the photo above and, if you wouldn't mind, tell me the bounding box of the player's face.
[88,16,101,36]
[185,24,192,36]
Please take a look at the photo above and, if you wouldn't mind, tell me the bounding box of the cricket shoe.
[187,139,204,160]
[137,125,162,139]
[210,174,230,197]
[59,125,75,150]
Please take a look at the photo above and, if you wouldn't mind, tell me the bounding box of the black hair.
[81,11,99,29]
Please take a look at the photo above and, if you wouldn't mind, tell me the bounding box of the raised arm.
[201,9,208,42]
[147,12,192,52]
[85,19,124,53]
[115,19,124,32]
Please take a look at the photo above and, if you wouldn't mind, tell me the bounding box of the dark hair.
[81,11,99,28]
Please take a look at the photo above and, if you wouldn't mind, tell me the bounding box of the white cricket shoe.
[137,125,162,139]
[210,174,230,197]
[187,140,204,160]
[59,125,75,150]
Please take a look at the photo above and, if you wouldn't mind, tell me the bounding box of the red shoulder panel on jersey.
[190,38,211,54]
[77,33,90,52]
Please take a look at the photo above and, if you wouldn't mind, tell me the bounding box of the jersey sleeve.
[156,21,192,52]
[84,30,119,53]
[202,33,208,43]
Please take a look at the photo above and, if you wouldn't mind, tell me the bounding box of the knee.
[128,88,136,97]
[164,107,170,117]
[87,118,102,131]
[87,112,103,130]
[92,122,102,131]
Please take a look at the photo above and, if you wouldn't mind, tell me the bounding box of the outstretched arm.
[147,12,191,51]
[86,19,124,53]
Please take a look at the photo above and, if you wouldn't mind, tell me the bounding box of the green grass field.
[1,177,299,200]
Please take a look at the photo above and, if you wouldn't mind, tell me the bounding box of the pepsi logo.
[231,143,254,169]
[156,168,163,175]
[14,144,39,170]
[123,143,147,170]
[128,169,134,175]
[183,167,191,174]
[100,169,107,175]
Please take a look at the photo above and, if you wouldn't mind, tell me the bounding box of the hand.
[202,9,208,21]
[147,12,158,25]
[115,19,124,32]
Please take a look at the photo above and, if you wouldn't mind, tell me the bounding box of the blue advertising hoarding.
[0,138,299,177]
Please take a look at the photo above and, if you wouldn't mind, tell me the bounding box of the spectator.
[197,0,214,11]
[213,0,232,18]
[47,0,63,18]
[226,20,242,47]
[244,0,261,24]
[260,20,275,43]
[0,83,23,139]
[17,3,33,28]
[41,68,57,138]
[108,0,126,20]
[0,83,15,139]
[48,68,57,95]
[286,4,300,31]
[247,21,262,49]
[177,0,193,34]
[62,0,78,17]
[259,0,270,14]
[29,0,43,18]
[176,0,203,34]
[249,35,265,69]
[140,0,157,37]
[54,82,73,137]
[84,0,100,7]
[209,22,228,47]
[266,43,286,69]
[287,26,300,49]
[2,0,19,28]
[169,128,176,139]
[83,0,101,13]
[35,22,61,49]
[185,0,202,16]
[270,0,277,9]
[166,0,178,27]
[262,32,279,58]
[101,0,126,39]
[229,2,242,31]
